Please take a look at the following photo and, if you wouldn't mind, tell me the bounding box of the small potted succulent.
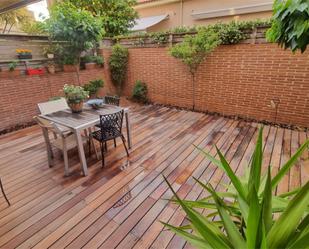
[16,49,32,59]
[63,84,89,113]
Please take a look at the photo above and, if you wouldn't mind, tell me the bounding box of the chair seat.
[52,134,88,151]
[92,129,122,142]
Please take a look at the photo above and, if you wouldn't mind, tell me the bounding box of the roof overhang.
[130,14,169,32]
[192,2,273,20]
[0,0,41,14]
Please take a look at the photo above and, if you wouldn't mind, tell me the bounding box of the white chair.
[34,116,89,176]
[37,98,72,135]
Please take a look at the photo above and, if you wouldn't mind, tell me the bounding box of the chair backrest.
[104,96,120,106]
[99,110,124,138]
[38,98,68,115]
[33,116,63,136]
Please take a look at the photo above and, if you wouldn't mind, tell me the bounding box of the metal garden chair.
[91,110,129,167]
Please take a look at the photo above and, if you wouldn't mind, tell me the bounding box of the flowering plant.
[63,84,89,104]
[16,49,32,55]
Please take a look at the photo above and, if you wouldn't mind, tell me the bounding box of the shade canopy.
[0,0,41,14]
[131,14,169,32]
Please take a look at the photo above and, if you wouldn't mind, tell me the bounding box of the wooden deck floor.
[0,104,308,249]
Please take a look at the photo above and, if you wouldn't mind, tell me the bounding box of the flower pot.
[18,54,32,59]
[47,65,55,74]
[26,68,45,75]
[47,53,54,59]
[85,62,96,70]
[63,64,77,72]
[68,101,84,113]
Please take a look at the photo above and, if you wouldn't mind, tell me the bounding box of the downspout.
[180,0,184,26]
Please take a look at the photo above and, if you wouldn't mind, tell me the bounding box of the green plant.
[132,80,148,103]
[212,22,247,44]
[150,31,169,45]
[63,84,89,103]
[66,0,138,37]
[83,55,104,66]
[170,27,220,110]
[8,61,17,71]
[44,2,105,83]
[62,54,76,65]
[163,127,309,249]
[267,0,309,53]
[109,44,129,95]
[83,79,104,96]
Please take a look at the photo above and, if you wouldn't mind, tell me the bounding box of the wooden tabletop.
[40,104,124,130]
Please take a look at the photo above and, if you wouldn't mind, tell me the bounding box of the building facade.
[134,0,274,32]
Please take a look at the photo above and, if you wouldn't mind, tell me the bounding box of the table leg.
[75,129,88,176]
[125,111,132,149]
[41,127,54,167]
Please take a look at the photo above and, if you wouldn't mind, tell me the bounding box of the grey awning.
[0,0,41,14]
[131,14,169,31]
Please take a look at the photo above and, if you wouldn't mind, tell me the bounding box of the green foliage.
[83,55,104,66]
[0,7,33,34]
[63,84,89,103]
[164,127,309,249]
[267,0,309,53]
[83,79,104,96]
[66,0,138,37]
[109,44,129,95]
[149,32,169,45]
[132,80,148,103]
[212,22,247,44]
[8,61,17,71]
[62,54,76,65]
[43,2,105,65]
[170,27,220,74]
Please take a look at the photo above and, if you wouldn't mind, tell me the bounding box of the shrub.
[132,80,148,103]
[109,44,129,95]
[164,127,309,249]
[83,79,104,96]
[267,0,309,53]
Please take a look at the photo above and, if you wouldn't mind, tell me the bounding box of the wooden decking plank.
[0,104,305,249]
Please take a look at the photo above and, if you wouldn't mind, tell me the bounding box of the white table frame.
[40,106,132,176]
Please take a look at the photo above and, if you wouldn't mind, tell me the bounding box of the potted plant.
[0,61,20,77]
[63,84,89,113]
[43,47,55,59]
[83,55,96,70]
[16,49,32,59]
[62,55,77,72]
[83,79,104,98]
[46,61,56,74]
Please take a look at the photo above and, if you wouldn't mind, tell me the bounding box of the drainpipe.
[180,0,184,26]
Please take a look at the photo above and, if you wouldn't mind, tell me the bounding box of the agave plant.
[163,128,309,249]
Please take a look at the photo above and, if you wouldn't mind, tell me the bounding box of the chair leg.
[0,178,10,206]
[100,142,105,168]
[121,135,129,157]
[114,138,117,148]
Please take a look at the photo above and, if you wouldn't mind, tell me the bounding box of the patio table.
[39,104,132,176]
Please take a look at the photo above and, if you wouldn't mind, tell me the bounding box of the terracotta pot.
[68,101,84,113]
[85,62,96,70]
[63,64,77,72]
[47,65,55,74]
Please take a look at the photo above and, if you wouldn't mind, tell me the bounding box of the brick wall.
[0,68,115,133]
[102,43,309,128]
